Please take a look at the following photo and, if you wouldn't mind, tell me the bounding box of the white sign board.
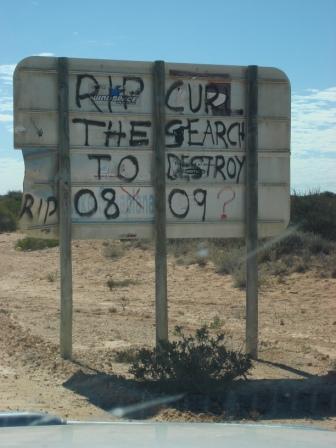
[14,57,290,239]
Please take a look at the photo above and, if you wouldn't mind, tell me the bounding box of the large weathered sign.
[14,57,290,239]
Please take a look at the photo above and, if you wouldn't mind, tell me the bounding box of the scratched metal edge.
[16,66,289,84]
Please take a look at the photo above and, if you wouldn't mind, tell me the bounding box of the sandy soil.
[0,232,335,429]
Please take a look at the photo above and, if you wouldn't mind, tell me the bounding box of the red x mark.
[121,187,143,212]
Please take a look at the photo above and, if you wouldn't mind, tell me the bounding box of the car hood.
[0,421,335,448]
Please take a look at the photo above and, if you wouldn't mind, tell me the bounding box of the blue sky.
[0,0,335,193]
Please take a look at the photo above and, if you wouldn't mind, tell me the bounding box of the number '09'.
[168,188,207,221]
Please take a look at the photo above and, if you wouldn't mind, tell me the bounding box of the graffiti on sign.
[14,57,290,239]
[76,75,145,111]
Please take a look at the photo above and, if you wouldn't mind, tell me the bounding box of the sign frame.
[14,56,291,359]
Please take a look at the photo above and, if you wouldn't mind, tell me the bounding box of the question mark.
[217,187,236,220]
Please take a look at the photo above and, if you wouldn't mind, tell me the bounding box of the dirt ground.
[0,232,335,429]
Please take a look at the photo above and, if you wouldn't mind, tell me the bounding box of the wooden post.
[57,57,73,359]
[152,60,168,346]
[245,65,259,359]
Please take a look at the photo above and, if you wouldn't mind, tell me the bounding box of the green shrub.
[291,191,336,240]
[15,237,59,251]
[262,231,334,260]
[129,325,252,394]
[305,233,331,255]
[272,231,306,257]
[0,191,22,232]
[1,191,22,216]
[0,204,16,232]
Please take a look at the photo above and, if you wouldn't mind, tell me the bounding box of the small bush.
[114,347,139,363]
[168,239,197,258]
[15,237,59,251]
[272,231,306,257]
[291,191,336,240]
[175,253,208,267]
[1,191,22,215]
[0,204,16,232]
[320,254,336,278]
[268,260,291,277]
[46,271,58,282]
[124,239,153,250]
[106,278,139,290]
[196,256,208,267]
[0,191,22,232]
[232,264,246,289]
[169,240,210,267]
[209,315,224,330]
[306,233,331,255]
[129,325,252,394]
[292,261,308,273]
[213,247,244,275]
[259,231,334,274]
[120,296,129,312]
[103,242,125,259]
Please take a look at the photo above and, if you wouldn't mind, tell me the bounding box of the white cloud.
[35,52,55,57]
[0,66,15,127]
[292,86,336,155]
[0,64,16,85]
[303,87,336,102]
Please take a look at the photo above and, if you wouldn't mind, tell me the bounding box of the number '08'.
[74,188,120,219]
